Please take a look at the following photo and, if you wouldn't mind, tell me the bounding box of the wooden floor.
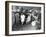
[19,22,37,31]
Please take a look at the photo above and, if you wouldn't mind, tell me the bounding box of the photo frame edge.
[5,1,45,36]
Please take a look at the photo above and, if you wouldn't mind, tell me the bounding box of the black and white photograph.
[5,1,45,36]
[12,6,41,31]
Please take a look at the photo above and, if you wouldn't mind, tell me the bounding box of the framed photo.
[5,1,45,36]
